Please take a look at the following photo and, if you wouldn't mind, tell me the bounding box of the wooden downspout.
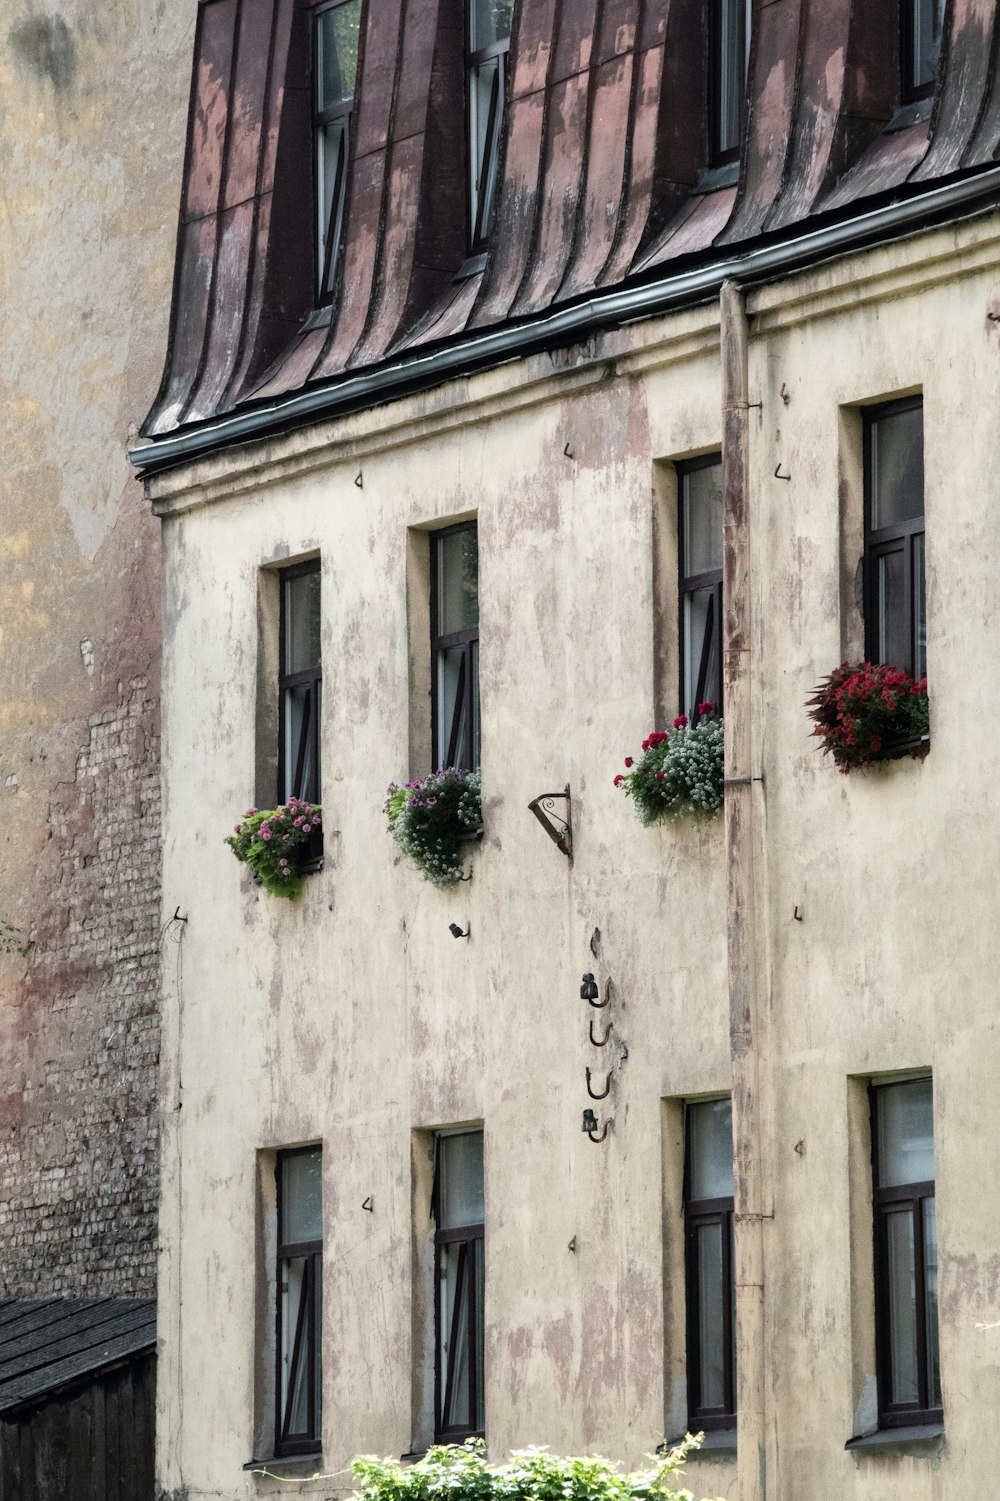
[721,280,768,1501]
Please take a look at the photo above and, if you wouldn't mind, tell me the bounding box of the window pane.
[438,1131,485,1229]
[436,645,467,769]
[317,0,361,109]
[281,1148,323,1243]
[317,119,348,292]
[281,1256,310,1433]
[688,1098,734,1201]
[683,463,723,576]
[473,1237,485,1431]
[696,1222,726,1410]
[284,681,320,804]
[912,0,944,89]
[886,1208,919,1406]
[876,547,907,672]
[877,1078,934,1188]
[913,532,926,682]
[470,638,481,772]
[871,406,924,528]
[285,570,321,673]
[717,0,747,157]
[437,530,479,635]
[683,586,720,719]
[471,0,513,51]
[923,1197,941,1407]
[470,57,501,238]
[440,1240,472,1427]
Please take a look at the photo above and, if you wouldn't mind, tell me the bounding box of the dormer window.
[467,0,513,252]
[314,0,361,303]
[710,0,751,166]
[903,0,945,102]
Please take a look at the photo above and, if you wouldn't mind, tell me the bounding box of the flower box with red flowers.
[806,662,930,773]
[226,798,323,898]
[614,705,725,825]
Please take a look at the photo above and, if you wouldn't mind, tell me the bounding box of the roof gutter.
[129,165,1000,478]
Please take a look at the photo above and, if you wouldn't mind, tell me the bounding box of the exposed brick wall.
[0,671,161,1297]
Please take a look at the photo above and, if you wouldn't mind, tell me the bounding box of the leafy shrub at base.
[385,768,482,886]
[350,1437,726,1501]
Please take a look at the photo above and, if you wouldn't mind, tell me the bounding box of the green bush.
[350,1437,725,1501]
[384,768,482,886]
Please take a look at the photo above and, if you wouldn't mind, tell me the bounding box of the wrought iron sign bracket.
[528,785,572,860]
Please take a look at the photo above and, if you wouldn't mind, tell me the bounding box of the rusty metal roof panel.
[140,0,1000,444]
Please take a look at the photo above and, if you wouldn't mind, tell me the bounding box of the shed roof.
[0,1299,156,1417]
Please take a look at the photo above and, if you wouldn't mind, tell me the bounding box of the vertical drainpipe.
[720,279,767,1501]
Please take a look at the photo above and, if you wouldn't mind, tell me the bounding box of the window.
[678,456,723,720]
[276,1147,323,1456]
[314,0,361,303]
[684,1097,736,1430]
[710,0,751,165]
[903,0,945,102]
[431,524,480,771]
[467,0,513,251]
[279,561,321,804]
[863,399,926,680]
[434,1130,485,1440]
[871,1078,941,1427]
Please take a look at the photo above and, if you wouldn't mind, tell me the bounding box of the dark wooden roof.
[142,0,1000,439]
[0,1300,156,1417]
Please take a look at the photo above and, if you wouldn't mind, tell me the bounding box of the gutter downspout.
[721,280,768,1501]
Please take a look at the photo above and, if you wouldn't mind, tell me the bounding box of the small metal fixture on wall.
[528,785,572,859]
[581,1108,610,1143]
[448,922,470,939]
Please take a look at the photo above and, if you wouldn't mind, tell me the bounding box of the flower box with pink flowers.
[226,798,323,898]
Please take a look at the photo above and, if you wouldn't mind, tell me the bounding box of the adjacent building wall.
[148,214,1000,1500]
[0,0,193,1295]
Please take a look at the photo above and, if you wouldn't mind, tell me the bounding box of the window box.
[807,662,929,774]
[384,769,482,886]
[227,800,324,898]
[614,713,724,823]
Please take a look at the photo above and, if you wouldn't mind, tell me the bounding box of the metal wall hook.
[581,972,611,1008]
[581,1108,610,1143]
[774,463,791,481]
[362,1196,373,1213]
[585,1067,611,1100]
[589,1017,613,1047]
[563,441,574,459]
[354,469,364,488]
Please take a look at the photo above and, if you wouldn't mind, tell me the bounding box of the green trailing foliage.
[226,798,322,898]
[384,768,482,887]
[350,1437,725,1501]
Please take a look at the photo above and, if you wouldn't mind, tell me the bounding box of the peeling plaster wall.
[151,216,1000,1499]
[0,1,193,1294]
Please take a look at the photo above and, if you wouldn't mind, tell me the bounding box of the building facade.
[135,3,1000,1499]
[0,0,192,1299]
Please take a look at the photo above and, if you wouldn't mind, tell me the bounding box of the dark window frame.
[278,559,322,808]
[862,397,925,680]
[677,454,724,723]
[274,1147,323,1458]
[313,0,360,305]
[466,6,511,252]
[901,0,944,104]
[430,521,480,772]
[870,1082,942,1429]
[432,1132,485,1443]
[683,1101,737,1432]
[709,0,750,167]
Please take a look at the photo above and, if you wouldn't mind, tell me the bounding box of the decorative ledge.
[845,1423,944,1456]
[243,1453,326,1478]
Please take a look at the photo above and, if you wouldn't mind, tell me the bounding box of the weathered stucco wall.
[150,214,1000,1500]
[0,1,193,1294]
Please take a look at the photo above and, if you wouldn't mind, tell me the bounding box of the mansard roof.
[140,0,1000,449]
